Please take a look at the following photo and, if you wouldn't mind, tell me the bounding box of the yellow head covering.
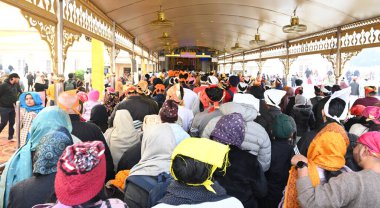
[284,122,349,208]
[170,138,230,194]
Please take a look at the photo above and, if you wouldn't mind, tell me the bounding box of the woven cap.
[55,141,106,206]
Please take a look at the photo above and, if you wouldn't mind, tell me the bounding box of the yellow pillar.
[92,38,105,99]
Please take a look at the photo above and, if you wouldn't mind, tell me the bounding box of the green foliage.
[75,69,85,81]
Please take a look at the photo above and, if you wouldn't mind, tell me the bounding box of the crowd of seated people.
[0,70,379,208]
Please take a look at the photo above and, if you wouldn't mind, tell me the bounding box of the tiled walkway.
[0,125,17,164]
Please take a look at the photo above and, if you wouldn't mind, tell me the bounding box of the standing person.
[0,73,20,141]
[63,73,76,91]
[19,92,44,146]
[26,72,34,91]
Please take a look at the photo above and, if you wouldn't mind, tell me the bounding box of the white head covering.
[323,87,351,123]
[207,76,219,85]
[264,89,286,108]
[295,94,307,106]
[105,110,139,168]
[321,86,331,94]
[237,82,248,93]
[129,123,176,176]
[233,93,260,112]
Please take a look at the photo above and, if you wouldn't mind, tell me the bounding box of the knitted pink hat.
[55,141,106,206]
[88,90,100,102]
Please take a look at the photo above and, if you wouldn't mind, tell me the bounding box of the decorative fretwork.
[63,0,113,44]
[341,27,380,49]
[22,11,57,69]
[115,31,134,52]
[279,58,297,76]
[261,46,287,59]
[322,51,361,78]
[26,0,56,14]
[289,36,337,56]
[63,29,81,61]
[341,17,380,31]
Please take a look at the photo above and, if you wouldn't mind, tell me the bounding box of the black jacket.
[70,114,115,181]
[109,95,159,128]
[117,141,141,172]
[0,79,20,108]
[8,173,56,208]
[34,83,48,92]
[214,146,267,208]
[256,105,282,138]
[290,105,316,137]
[259,140,293,208]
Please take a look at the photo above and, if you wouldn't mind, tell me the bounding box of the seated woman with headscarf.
[88,104,109,133]
[0,107,73,207]
[211,113,267,208]
[124,123,177,208]
[154,138,243,208]
[19,92,44,146]
[8,129,73,208]
[105,109,140,170]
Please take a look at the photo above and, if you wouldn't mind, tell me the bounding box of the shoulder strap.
[126,175,158,193]
[226,89,234,98]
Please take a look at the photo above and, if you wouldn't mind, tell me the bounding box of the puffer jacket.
[202,102,271,171]
[290,105,315,137]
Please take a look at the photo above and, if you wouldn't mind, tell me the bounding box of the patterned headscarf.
[160,100,179,123]
[33,128,73,175]
[211,113,245,147]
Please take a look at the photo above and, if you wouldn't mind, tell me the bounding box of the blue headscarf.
[0,106,72,207]
[33,128,73,175]
[19,92,44,113]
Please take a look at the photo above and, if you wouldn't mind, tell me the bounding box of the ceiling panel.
[91,0,380,52]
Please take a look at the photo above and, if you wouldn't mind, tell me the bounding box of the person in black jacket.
[259,114,297,208]
[0,73,20,140]
[57,92,115,181]
[108,82,159,128]
[8,128,73,208]
[212,113,267,208]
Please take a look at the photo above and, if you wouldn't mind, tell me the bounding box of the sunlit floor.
[0,125,17,164]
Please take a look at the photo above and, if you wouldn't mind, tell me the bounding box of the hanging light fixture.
[282,7,307,33]
[150,5,174,27]
[231,37,243,51]
[250,27,266,45]
[159,32,172,42]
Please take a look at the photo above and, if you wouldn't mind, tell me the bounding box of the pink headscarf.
[362,106,380,124]
[358,132,380,157]
[88,90,100,102]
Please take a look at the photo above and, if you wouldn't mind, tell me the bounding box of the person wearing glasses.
[291,131,380,207]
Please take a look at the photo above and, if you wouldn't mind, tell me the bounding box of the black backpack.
[125,172,172,207]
